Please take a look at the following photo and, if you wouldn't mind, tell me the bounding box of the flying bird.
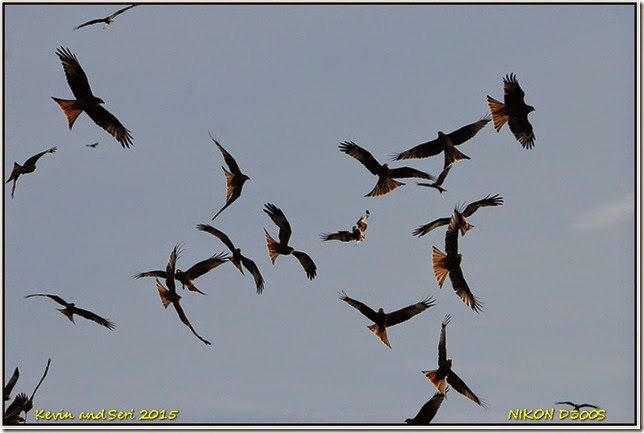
[73,5,137,30]
[321,210,370,243]
[405,389,447,425]
[24,294,114,329]
[155,244,212,345]
[134,251,229,296]
[432,212,482,312]
[6,147,57,199]
[19,358,51,422]
[264,203,317,280]
[85,142,99,148]
[209,132,250,220]
[4,367,19,401]
[413,194,503,237]
[416,165,453,194]
[339,141,435,197]
[339,291,436,348]
[52,47,133,148]
[555,401,600,411]
[196,224,265,294]
[423,314,483,405]
[3,392,28,425]
[393,116,491,168]
[487,73,535,149]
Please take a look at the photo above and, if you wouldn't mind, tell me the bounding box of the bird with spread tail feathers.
[25,294,114,329]
[432,212,483,312]
[413,194,503,237]
[6,147,57,199]
[74,5,137,30]
[339,291,436,348]
[321,210,370,243]
[405,389,448,425]
[423,314,483,405]
[52,47,133,148]
[487,73,535,149]
[209,132,250,220]
[264,203,317,280]
[197,224,265,294]
[339,141,435,197]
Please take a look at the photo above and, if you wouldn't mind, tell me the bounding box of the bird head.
[527,104,535,113]
[94,96,105,105]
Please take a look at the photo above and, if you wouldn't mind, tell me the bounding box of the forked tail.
[367,177,404,197]
[443,146,470,168]
[264,229,280,263]
[486,96,508,131]
[422,369,447,394]
[432,246,449,288]
[367,324,391,348]
[51,97,83,129]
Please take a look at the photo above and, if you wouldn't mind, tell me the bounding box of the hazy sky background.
[3,3,637,426]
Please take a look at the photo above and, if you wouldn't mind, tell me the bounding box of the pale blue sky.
[3,3,637,426]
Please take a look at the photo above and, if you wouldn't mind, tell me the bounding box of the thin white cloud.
[571,192,635,230]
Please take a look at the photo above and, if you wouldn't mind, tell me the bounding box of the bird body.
[321,210,370,243]
[74,5,137,30]
[6,147,57,199]
[487,73,535,149]
[209,133,250,220]
[405,390,447,424]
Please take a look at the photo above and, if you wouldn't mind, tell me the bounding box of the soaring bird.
[85,142,99,148]
[134,251,229,296]
[405,389,447,425]
[52,47,133,148]
[487,73,535,149]
[393,116,491,168]
[416,165,453,194]
[339,291,436,348]
[339,141,435,197]
[25,294,114,329]
[432,212,482,312]
[423,314,482,405]
[209,132,250,220]
[264,203,317,280]
[196,224,265,294]
[4,367,19,401]
[555,401,600,411]
[19,358,51,422]
[6,147,57,199]
[156,244,211,345]
[413,194,503,237]
[321,210,370,243]
[73,5,137,30]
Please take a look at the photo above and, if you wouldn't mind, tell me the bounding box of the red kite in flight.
[555,401,600,411]
[209,132,250,220]
[74,5,137,30]
[25,294,115,329]
[487,73,535,149]
[416,165,453,194]
[405,389,447,424]
[321,210,369,243]
[6,147,57,199]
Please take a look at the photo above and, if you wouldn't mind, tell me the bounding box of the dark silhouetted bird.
[321,210,370,243]
[52,47,133,148]
[6,147,57,199]
[74,5,137,30]
[196,224,265,294]
[20,358,51,422]
[339,141,435,197]
[555,401,600,411]
[134,251,229,296]
[432,212,482,312]
[416,165,453,194]
[413,194,503,237]
[3,392,28,425]
[4,367,19,401]
[405,389,448,425]
[339,291,436,348]
[85,142,99,148]
[423,314,482,405]
[25,294,115,329]
[393,116,491,168]
[209,132,250,220]
[264,203,317,280]
[487,73,535,149]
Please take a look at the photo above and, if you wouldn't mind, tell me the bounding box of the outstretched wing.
[438,314,451,365]
[185,252,229,279]
[209,132,244,176]
[339,291,379,323]
[241,256,265,294]
[449,266,482,313]
[462,194,504,217]
[447,116,491,146]
[406,391,446,424]
[24,293,70,308]
[386,296,436,327]
[23,147,57,167]
[503,73,527,107]
[55,47,94,101]
[4,367,19,401]
[508,117,535,150]
[165,243,182,294]
[110,4,137,18]
[84,105,133,148]
[389,166,435,181]
[74,307,115,330]
[74,18,105,30]
[196,224,237,252]
[263,203,292,245]
[133,270,166,279]
[413,217,451,238]
[447,370,482,405]
[444,212,461,256]
[29,358,51,402]
[171,300,211,345]
[339,141,382,175]
[393,137,442,160]
[292,251,317,280]
[320,231,354,242]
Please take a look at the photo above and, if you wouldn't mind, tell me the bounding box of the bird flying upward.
[73,5,137,30]
[487,73,535,149]
[321,210,370,243]
[196,224,265,294]
[25,293,115,329]
[209,132,250,220]
[405,389,447,425]
[339,291,436,348]
[264,203,317,280]
[52,47,133,148]
[422,314,482,405]
[339,141,435,197]
[393,116,491,168]
[6,147,57,199]
[413,194,503,237]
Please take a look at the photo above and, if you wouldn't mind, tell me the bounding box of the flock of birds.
[5,4,599,425]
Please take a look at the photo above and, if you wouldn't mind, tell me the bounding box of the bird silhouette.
[25,294,115,329]
[321,210,370,243]
[264,203,317,280]
[416,165,453,194]
[339,291,436,348]
[413,194,503,237]
[52,47,133,148]
[73,5,137,30]
[196,224,265,294]
[85,142,99,148]
[339,141,435,197]
[20,358,51,423]
[423,314,482,405]
[405,389,448,424]
[209,132,250,220]
[6,147,57,199]
[3,392,28,425]
[555,401,600,411]
[487,73,535,149]
[4,367,19,401]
